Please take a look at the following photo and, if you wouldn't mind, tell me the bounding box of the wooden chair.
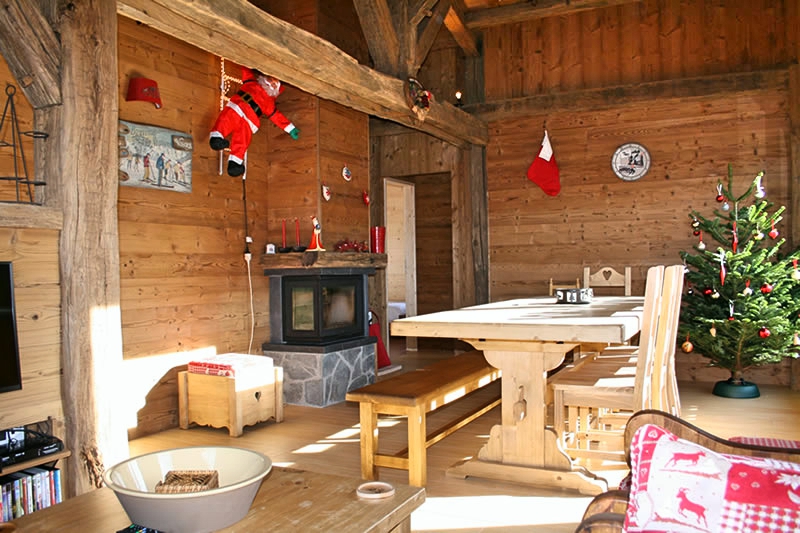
[583,266,632,296]
[551,264,684,461]
[548,277,580,296]
[576,410,800,533]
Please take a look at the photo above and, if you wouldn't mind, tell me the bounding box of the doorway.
[384,178,417,353]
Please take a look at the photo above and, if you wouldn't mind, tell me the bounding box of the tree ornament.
[754,171,765,198]
[342,164,352,181]
[681,337,694,353]
[693,228,701,236]
[793,259,800,281]
[687,286,694,295]
[742,279,753,296]
[711,290,720,299]
[322,183,332,201]
[710,325,717,337]
[754,230,764,240]
[794,333,800,346]
[697,231,705,250]
[760,282,773,294]
[722,201,730,211]
[703,287,713,295]
[715,183,724,202]
[728,301,735,321]
[362,190,370,205]
[691,218,700,228]
[718,249,726,285]
[732,221,738,253]
[758,327,771,338]
[769,220,779,239]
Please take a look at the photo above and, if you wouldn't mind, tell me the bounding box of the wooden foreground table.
[12,467,425,532]
[391,296,644,495]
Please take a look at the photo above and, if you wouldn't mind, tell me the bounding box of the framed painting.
[119,120,194,192]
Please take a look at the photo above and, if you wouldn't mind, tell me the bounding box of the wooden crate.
[178,366,284,437]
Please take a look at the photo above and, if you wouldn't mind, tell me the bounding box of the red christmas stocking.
[526,130,561,196]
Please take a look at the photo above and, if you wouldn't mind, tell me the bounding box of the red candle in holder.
[281,219,287,248]
[295,218,300,245]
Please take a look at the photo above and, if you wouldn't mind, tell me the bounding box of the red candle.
[295,218,300,245]
[281,219,287,248]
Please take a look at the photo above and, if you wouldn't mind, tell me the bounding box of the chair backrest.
[634,265,684,414]
[547,277,580,296]
[630,265,664,412]
[583,266,632,295]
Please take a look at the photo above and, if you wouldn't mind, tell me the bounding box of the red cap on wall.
[126,77,162,109]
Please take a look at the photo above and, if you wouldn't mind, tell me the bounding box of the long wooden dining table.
[390,296,645,495]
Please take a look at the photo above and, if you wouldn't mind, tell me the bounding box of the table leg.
[358,402,378,481]
[447,340,607,495]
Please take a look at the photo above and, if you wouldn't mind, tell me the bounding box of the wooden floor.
[129,344,800,533]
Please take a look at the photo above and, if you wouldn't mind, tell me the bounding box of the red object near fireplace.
[369,311,391,369]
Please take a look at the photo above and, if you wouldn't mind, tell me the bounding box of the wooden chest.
[178,356,284,437]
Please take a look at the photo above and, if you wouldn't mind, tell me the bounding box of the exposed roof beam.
[413,0,450,73]
[410,0,440,25]
[470,68,789,121]
[117,0,487,147]
[465,0,642,29]
[445,0,479,57]
[0,0,61,107]
[352,0,400,76]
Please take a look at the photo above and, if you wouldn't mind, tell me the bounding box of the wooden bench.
[345,351,501,487]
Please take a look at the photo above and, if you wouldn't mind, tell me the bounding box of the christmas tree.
[679,164,800,397]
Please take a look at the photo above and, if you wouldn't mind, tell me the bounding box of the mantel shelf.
[260,251,387,270]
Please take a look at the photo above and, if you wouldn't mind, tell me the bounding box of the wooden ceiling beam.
[470,69,789,121]
[0,0,61,108]
[445,0,479,57]
[117,0,487,147]
[410,0,440,25]
[465,0,642,29]
[352,0,400,76]
[413,0,450,73]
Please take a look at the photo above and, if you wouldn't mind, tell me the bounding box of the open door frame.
[384,178,417,351]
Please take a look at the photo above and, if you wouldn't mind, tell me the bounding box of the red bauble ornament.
[703,287,713,295]
[759,327,771,338]
[715,194,724,202]
[761,283,773,294]
[769,228,779,239]
[692,229,701,236]
[681,340,694,353]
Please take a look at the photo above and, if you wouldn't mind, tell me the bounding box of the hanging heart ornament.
[322,183,332,201]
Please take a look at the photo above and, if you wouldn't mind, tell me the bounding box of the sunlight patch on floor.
[410,494,593,531]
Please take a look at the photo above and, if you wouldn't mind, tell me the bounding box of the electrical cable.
[241,153,256,355]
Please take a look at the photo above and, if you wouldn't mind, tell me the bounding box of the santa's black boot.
[209,137,229,151]
[227,161,245,177]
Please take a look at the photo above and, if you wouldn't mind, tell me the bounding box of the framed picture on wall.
[118,120,194,193]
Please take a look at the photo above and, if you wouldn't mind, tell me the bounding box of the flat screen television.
[0,262,22,393]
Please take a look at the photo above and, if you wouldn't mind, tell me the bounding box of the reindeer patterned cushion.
[624,423,800,532]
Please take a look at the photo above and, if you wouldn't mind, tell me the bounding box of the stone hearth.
[263,336,375,407]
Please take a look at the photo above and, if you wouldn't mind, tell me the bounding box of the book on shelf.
[0,465,62,521]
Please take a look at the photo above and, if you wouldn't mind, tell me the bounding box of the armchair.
[577,410,800,532]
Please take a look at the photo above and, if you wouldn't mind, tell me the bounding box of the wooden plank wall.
[117,16,275,437]
[479,0,798,384]
[0,226,62,430]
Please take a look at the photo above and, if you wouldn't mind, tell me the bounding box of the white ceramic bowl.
[102,446,272,533]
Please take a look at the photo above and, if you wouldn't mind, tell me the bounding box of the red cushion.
[624,423,800,532]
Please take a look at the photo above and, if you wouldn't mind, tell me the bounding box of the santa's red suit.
[209,67,298,176]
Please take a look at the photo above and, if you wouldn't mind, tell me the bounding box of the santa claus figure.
[209,67,300,176]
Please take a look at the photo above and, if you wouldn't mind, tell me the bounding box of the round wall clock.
[611,143,651,181]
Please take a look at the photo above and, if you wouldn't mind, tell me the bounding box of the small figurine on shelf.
[308,216,325,252]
